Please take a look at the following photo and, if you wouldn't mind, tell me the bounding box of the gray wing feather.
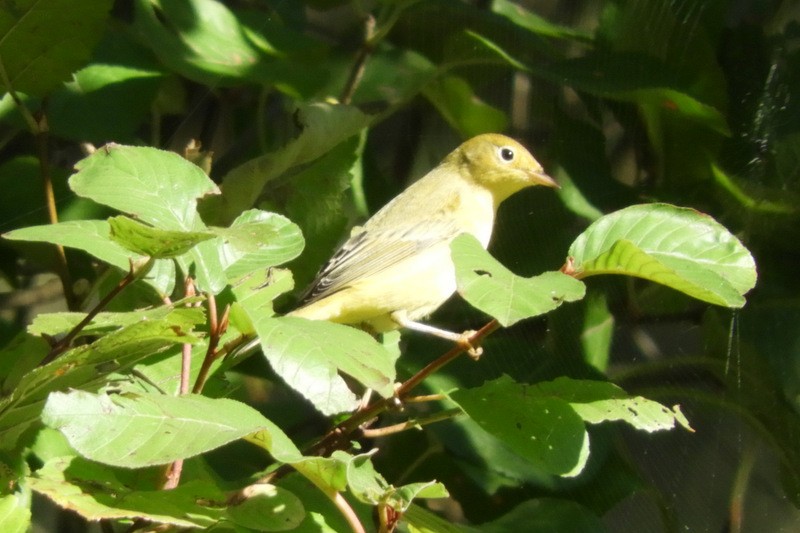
[301,219,460,305]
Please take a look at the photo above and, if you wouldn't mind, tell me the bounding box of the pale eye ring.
[498,146,515,162]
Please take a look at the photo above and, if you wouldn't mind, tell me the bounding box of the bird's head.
[451,133,558,203]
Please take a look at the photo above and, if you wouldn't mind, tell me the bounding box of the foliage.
[0,0,793,531]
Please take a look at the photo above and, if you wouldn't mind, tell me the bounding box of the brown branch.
[178,278,197,396]
[0,56,77,310]
[192,294,230,395]
[305,319,500,457]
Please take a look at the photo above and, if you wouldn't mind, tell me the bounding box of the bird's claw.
[457,330,483,360]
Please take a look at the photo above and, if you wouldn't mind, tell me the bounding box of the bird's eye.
[498,147,515,162]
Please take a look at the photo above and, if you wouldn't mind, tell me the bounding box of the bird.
[286,133,557,345]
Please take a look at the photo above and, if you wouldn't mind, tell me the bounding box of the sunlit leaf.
[217,210,305,279]
[251,317,396,416]
[452,234,585,326]
[42,391,289,468]
[568,203,757,308]
[109,216,214,258]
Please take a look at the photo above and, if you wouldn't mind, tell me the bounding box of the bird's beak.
[529,170,560,189]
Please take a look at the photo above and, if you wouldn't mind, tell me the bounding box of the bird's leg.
[390,311,483,359]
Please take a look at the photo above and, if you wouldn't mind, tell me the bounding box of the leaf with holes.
[452,234,585,326]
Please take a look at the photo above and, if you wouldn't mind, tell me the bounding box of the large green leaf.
[70,144,226,292]
[48,60,163,143]
[3,220,177,296]
[0,0,112,96]
[567,204,757,308]
[42,391,292,468]
[70,145,218,232]
[541,54,730,135]
[27,305,204,338]
[450,376,690,477]
[251,317,397,416]
[452,234,585,326]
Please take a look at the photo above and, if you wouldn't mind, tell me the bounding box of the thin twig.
[332,491,366,533]
[360,408,462,438]
[192,296,229,394]
[161,459,183,490]
[230,320,502,512]
[40,259,151,365]
[0,55,38,132]
[178,278,197,396]
[305,319,500,457]
[339,14,376,105]
[403,393,446,403]
[0,56,77,310]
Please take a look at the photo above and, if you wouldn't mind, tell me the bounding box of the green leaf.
[450,376,589,477]
[339,451,447,511]
[230,268,295,334]
[403,504,469,533]
[492,0,592,41]
[2,220,176,295]
[210,103,371,222]
[4,220,144,272]
[0,493,29,533]
[0,454,31,533]
[216,210,305,279]
[579,291,615,372]
[540,54,729,135]
[450,376,691,477]
[0,312,200,450]
[28,456,223,527]
[0,0,113,96]
[42,391,283,468]
[70,144,225,292]
[452,234,585,326]
[567,203,757,308]
[70,145,218,231]
[533,378,692,432]
[252,317,396,416]
[131,0,327,94]
[282,135,363,288]
[423,75,508,138]
[226,483,305,531]
[109,216,215,258]
[48,61,163,143]
[27,305,205,338]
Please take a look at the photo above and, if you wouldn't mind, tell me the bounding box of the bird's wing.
[300,219,461,305]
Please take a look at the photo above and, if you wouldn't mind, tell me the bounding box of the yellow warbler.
[288,133,557,341]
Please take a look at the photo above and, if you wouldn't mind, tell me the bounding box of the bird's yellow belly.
[290,242,456,332]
